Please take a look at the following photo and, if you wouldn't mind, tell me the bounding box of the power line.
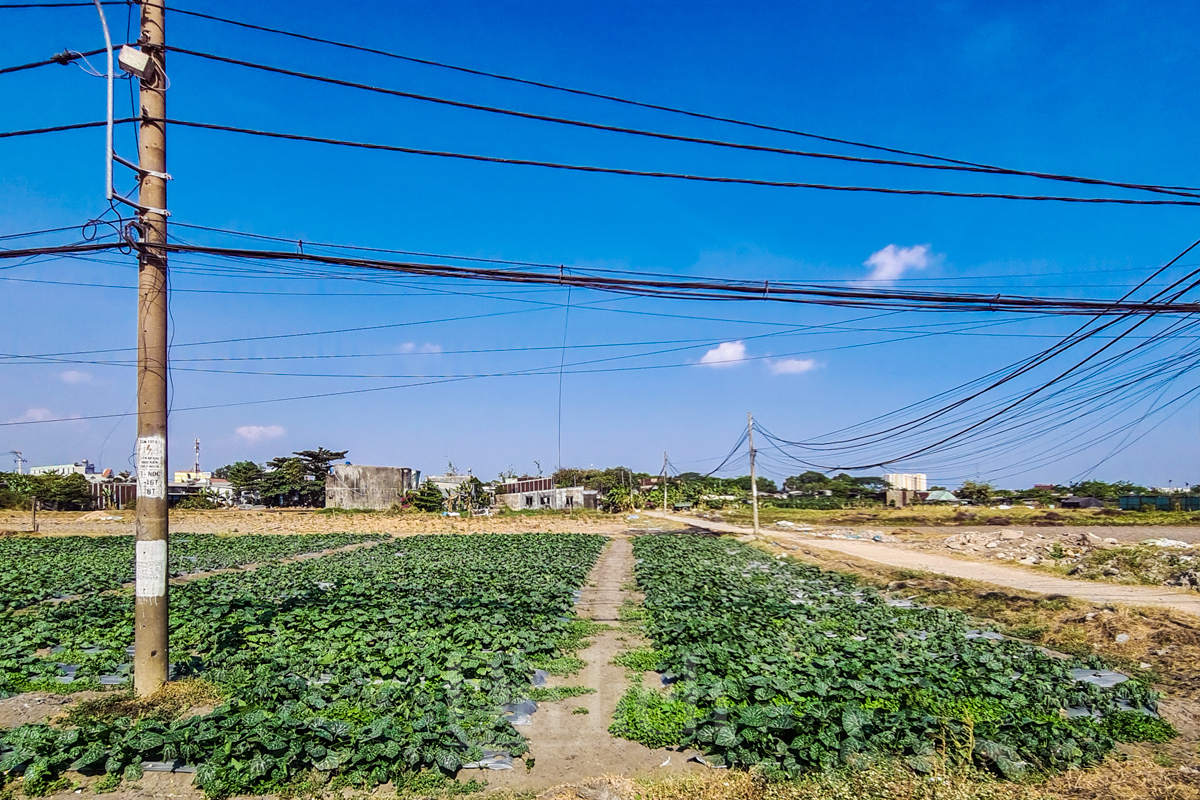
[158,118,1200,207]
[0,46,108,76]
[165,46,1200,199]
[0,118,135,140]
[142,1,1200,194]
[11,240,1200,315]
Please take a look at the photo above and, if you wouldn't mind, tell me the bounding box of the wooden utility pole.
[133,0,170,697]
[747,412,760,536]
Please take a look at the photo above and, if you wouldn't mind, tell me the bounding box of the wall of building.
[496,485,587,511]
[883,473,927,491]
[325,465,419,510]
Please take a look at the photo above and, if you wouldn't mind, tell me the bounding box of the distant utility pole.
[7,451,25,474]
[193,438,200,473]
[747,412,760,536]
[133,0,170,698]
[662,451,668,514]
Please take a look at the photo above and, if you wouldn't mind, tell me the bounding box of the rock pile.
[942,529,1120,566]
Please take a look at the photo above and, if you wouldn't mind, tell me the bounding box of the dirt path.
[486,535,702,791]
[649,513,1200,617]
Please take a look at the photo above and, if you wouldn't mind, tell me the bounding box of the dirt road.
[487,535,701,790]
[648,513,1200,617]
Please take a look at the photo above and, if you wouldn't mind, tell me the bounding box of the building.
[426,474,472,498]
[883,473,927,492]
[325,464,420,510]
[30,460,95,476]
[495,477,596,511]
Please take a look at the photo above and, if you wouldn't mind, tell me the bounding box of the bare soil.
[0,508,658,539]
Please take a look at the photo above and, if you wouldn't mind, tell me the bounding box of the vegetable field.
[0,532,386,610]
[0,533,606,796]
[612,534,1172,776]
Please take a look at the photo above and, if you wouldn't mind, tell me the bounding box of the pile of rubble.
[942,529,1120,565]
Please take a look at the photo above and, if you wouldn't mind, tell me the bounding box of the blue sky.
[3,0,1200,488]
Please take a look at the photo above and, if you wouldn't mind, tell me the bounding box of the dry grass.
[532,765,1044,800]
[58,678,224,726]
[713,505,1200,528]
[1040,758,1200,800]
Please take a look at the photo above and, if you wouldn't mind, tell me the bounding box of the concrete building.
[883,473,927,492]
[494,477,596,511]
[30,460,95,476]
[325,464,420,510]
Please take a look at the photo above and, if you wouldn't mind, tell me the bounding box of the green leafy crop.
[0,533,606,796]
[0,532,386,610]
[615,534,1171,777]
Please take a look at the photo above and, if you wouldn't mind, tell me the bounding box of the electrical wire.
[159,117,1200,207]
[165,46,1200,200]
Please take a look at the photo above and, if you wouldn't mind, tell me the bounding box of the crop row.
[612,534,1171,777]
[0,533,607,797]
[0,532,387,610]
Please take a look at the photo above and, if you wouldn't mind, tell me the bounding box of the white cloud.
[399,342,442,354]
[60,370,92,384]
[769,358,818,375]
[862,244,932,284]
[7,408,55,423]
[235,424,286,443]
[699,341,747,367]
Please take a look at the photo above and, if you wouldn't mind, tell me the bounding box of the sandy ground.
[486,535,704,790]
[649,512,1200,617]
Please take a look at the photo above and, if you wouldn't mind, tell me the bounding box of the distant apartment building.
[883,473,927,492]
[30,460,95,476]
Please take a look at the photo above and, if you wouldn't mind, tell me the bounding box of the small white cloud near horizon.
[769,358,818,375]
[235,424,286,443]
[862,244,932,284]
[699,341,747,367]
[7,408,55,424]
[60,370,92,384]
[399,342,442,354]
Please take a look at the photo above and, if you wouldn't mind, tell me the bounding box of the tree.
[223,461,264,495]
[784,471,829,492]
[957,480,994,506]
[1068,480,1148,501]
[260,457,308,506]
[33,473,94,511]
[407,480,445,513]
[292,448,348,506]
[729,475,779,494]
[448,477,487,514]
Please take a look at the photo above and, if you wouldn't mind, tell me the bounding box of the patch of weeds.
[1101,711,1177,743]
[92,773,122,794]
[611,647,662,672]
[618,600,646,621]
[394,770,485,798]
[528,685,597,702]
[554,618,614,653]
[528,654,586,676]
[572,707,589,715]
[1006,623,1049,642]
[608,686,700,749]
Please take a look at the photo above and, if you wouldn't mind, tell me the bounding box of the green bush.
[608,687,700,749]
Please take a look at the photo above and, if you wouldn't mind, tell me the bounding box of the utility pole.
[662,451,668,514]
[193,438,200,474]
[133,0,170,697]
[7,451,25,474]
[747,412,760,536]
